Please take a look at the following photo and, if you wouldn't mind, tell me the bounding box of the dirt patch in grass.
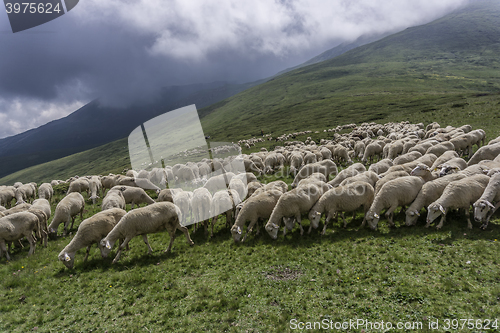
[265,266,302,281]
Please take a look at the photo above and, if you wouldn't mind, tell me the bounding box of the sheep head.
[99,239,113,258]
[58,251,75,269]
[473,200,494,222]
[265,222,279,240]
[308,211,322,229]
[426,204,445,225]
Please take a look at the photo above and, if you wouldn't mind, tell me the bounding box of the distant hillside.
[200,0,500,141]
[0,80,263,178]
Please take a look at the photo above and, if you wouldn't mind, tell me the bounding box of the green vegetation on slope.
[0,177,499,332]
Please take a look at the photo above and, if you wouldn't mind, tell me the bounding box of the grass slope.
[0,176,499,332]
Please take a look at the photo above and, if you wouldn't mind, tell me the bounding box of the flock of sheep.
[1,120,500,269]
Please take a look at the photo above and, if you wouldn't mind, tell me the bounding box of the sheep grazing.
[473,172,500,229]
[361,141,384,164]
[246,181,264,198]
[309,181,375,234]
[203,172,235,194]
[468,142,500,166]
[38,183,54,203]
[365,176,425,230]
[102,190,126,211]
[289,152,304,177]
[425,141,455,157]
[209,190,241,237]
[29,199,51,247]
[58,208,127,268]
[231,189,283,242]
[15,184,36,204]
[405,173,467,226]
[374,171,409,194]
[173,191,192,226]
[0,210,47,260]
[109,186,155,209]
[190,188,212,235]
[368,159,393,175]
[426,174,490,229]
[0,186,16,209]
[437,157,468,177]
[393,151,422,165]
[67,178,90,196]
[291,160,338,188]
[228,178,248,203]
[339,171,379,188]
[328,163,366,187]
[265,182,329,239]
[430,150,459,170]
[48,192,85,236]
[157,188,182,203]
[99,202,194,264]
[88,177,102,205]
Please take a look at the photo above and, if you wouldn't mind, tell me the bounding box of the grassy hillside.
[1,173,499,332]
[2,0,500,185]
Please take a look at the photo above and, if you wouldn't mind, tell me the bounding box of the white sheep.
[246,181,264,198]
[368,159,393,174]
[473,172,500,229]
[425,141,455,157]
[15,184,36,204]
[328,163,366,187]
[38,183,54,203]
[0,210,47,260]
[265,182,329,239]
[361,141,384,164]
[102,190,126,211]
[231,189,283,242]
[99,202,194,263]
[29,199,51,246]
[209,189,241,237]
[48,192,85,236]
[289,152,304,177]
[0,187,15,208]
[88,176,102,205]
[405,173,467,226]
[58,208,127,268]
[67,178,90,196]
[308,181,374,234]
[393,151,422,165]
[229,178,248,203]
[291,160,337,187]
[173,191,192,226]
[365,176,425,230]
[468,142,500,166]
[109,185,155,209]
[203,172,235,194]
[426,174,490,229]
[437,157,468,177]
[190,188,212,235]
[430,150,459,170]
[374,170,409,194]
[339,171,379,188]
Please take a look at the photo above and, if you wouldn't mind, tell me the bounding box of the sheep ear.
[439,205,446,214]
[415,211,420,217]
[433,167,438,171]
[316,211,321,216]
[64,253,71,262]
[237,226,242,235]
[453,167,459,170]
[106,241,112,250]
[271,223,279,229]
[486,201,495,209]
[374,213,380,219]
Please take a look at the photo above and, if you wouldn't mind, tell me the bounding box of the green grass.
[1,177,500,332]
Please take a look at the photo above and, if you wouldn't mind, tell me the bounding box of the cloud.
[76,0,471,61]
[0,0,472,138]
[0,97,85,139]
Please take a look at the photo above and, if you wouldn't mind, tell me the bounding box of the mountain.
[0,80,264,178]
[199,0,500,141]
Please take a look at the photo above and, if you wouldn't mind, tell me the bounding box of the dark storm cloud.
[0,0,472,138]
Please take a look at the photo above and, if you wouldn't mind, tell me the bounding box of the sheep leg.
[26,233,36,256]
[321,214,332,235]
[112,236,132,264]
[360,205,369,228]
[83,245,92,262]
[63,217,72,236]
[210,216,218,238]
[142,234,153,254]
[436,214,447,229]
[0,240,10,261]
[465,208,473,230]
[296,214,304,236]
[283,218,288,236]
[342,212,347,228]
[385,206,397,227]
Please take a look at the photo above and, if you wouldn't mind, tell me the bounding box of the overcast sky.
[0,0,472,139]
